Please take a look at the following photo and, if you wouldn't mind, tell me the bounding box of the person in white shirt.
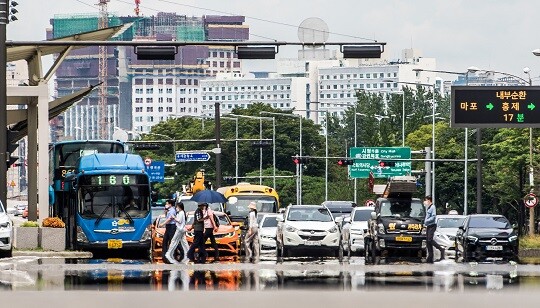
[244,202,260,261]
[165,202,189,264]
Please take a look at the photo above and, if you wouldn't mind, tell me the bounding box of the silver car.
[15,204,26,216]
[435,214,466,257]
[0,200,13,258]
[258,213,281,251]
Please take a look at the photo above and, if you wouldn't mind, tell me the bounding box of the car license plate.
[305,241,321,246]
[395,236,412,242]
[107,239,122,249]
[486,245,503,251]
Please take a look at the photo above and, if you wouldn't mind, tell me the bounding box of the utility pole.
[214,102,221,188]
[0,0,8,208]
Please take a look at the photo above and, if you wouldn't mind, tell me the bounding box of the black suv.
[455,214,518,262]
[364,197,426,264]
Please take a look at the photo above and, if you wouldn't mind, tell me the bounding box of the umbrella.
[190,189,227,204]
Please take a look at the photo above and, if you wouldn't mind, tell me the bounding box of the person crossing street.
[424,195,445,263]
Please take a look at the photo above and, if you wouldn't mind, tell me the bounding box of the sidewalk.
[13,250,93,258]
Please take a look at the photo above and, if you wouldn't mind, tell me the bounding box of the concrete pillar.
[38,82,49,223]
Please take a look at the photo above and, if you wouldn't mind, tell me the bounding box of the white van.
[0,200,13,257]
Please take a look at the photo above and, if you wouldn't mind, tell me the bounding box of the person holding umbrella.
[186,202,207,263]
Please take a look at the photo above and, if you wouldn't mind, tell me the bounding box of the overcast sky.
[9,0,540,82]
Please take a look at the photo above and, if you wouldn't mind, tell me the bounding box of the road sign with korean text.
[452,86,540,128]
[175,151,211,162]
[349,147,412,179]
[145,160,164,183]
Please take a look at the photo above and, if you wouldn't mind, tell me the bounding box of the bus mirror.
[228,197,238,204]
[151,191,158,202]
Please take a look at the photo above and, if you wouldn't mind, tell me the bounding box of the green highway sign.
[349,147,412,179]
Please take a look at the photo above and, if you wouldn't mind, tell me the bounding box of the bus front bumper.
[77,239,151,250]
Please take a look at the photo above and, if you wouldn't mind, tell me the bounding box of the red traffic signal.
[292,157,309,165]
[337,159,354,166]
[378,160,396,167]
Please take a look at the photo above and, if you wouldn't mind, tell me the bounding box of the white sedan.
[435,214,466,258]
[342,206,373,257]
[0,200,13,258]
[276,205,342,258]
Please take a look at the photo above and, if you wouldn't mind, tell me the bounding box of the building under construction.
[49,12,249,140]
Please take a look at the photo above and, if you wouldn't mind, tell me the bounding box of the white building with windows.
[200,73,308,116]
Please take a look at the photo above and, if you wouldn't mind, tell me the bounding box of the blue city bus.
[49,140,126,219]
[65,153,152,255]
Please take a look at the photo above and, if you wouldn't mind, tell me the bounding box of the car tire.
[282,246,291,258]
[0,248,13,258]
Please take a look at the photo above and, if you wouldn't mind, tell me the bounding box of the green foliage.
[136,88,537,225]
[21,221,39,227]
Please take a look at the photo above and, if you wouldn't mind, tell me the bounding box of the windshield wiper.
[95,203,113,226]
[117,204,134,224]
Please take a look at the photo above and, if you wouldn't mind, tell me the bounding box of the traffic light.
[7,1,18,23]
[337,159,354,166]
[292,157,309,165]
[6,128,19,168]
[378,160,396,167]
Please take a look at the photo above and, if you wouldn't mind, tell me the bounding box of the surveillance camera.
[524,67,531,74]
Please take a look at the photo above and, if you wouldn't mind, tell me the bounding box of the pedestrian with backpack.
[203,203,220,262]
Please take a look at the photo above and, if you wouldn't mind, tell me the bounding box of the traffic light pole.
[0,1,7,208]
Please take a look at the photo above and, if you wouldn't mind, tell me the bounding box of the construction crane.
[98,0,109,139]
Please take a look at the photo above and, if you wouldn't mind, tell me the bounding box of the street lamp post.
[221,117,239,184]
[260,111,302,204]
[390,81,437,200]
[296,109,329,201]
[229,114,275,187]
[354,112,367,204]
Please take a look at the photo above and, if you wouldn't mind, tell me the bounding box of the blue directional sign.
[145,160,165,183]
[175,151,211,162]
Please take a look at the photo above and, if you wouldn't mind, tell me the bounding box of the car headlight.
[466,235,478,244]
[435,231,446,240]
[377,223,385,234]
[0,221,10,228]
[140,226,152,241]
[421,227,427,235]
[76,226,89,243]
[156,232,163,238]
[509,235,518,242]
[285,224,297,233]
[225,232,235,237]
[328,225,338,233]
[186,231,194,237]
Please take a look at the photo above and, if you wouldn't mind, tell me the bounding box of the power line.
[156,0,377,42]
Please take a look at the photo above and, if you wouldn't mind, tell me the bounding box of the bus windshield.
[77,174,150,219]
[226,196,277,217]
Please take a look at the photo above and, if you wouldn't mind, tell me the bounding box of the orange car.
[22,206,39,219]
[151,215,166,262]
[185,211,240,256]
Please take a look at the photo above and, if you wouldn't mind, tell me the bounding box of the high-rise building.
[49,13,249,138]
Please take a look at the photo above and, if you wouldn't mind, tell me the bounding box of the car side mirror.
[458,225,465,230]
[370,212,377,220]
[344,217,351,224]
